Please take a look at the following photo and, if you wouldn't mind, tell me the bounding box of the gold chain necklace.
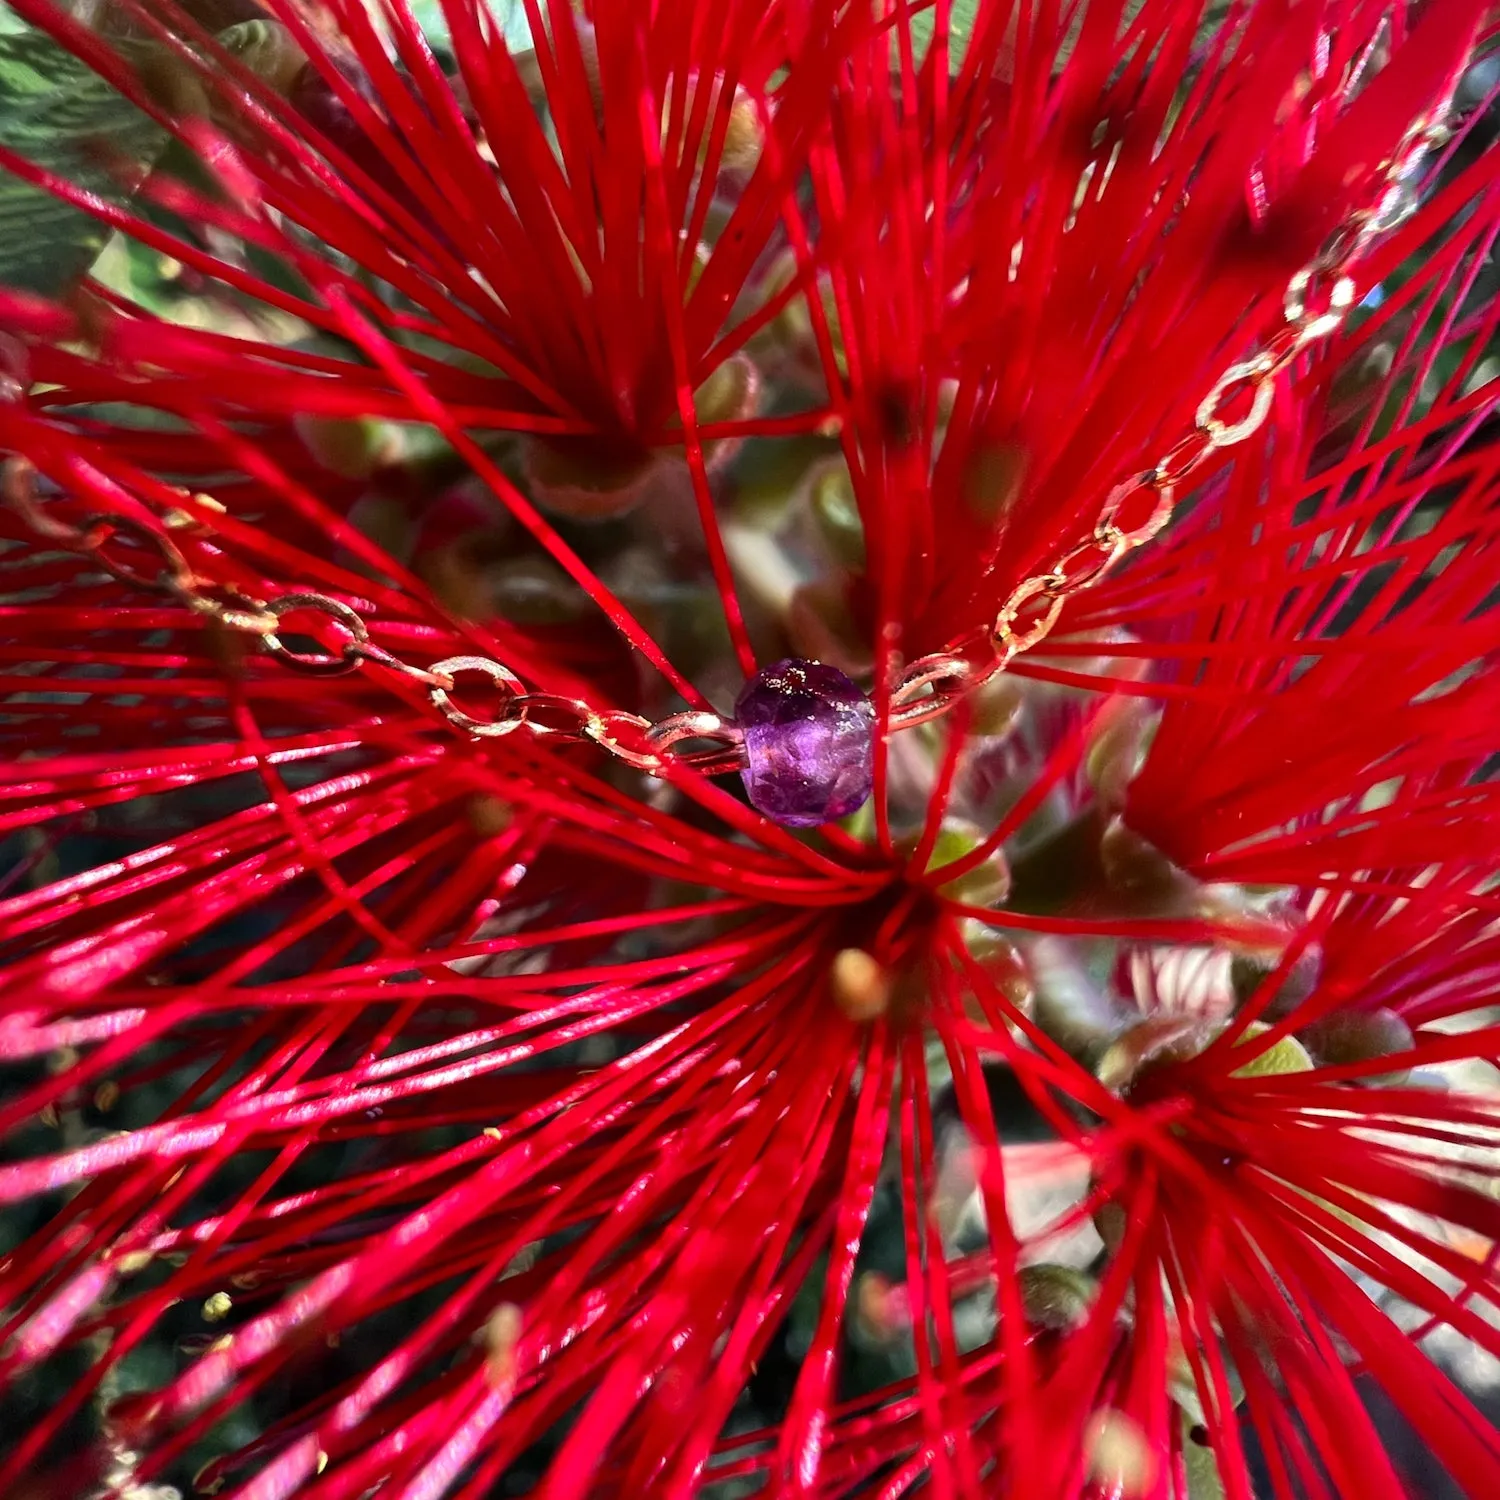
[3,107,1451,827]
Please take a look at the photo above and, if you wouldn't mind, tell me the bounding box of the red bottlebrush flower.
[1115,184,1500,890]
[2,1,1500,1498]
[1,0,825,446]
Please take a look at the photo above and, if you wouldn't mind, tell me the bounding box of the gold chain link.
[0,458,742,775]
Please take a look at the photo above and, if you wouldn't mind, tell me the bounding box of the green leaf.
[0,27,169,296]
[1229,1023,1313,1079]
[1183,1421,1229,1499]
[408,0,532,57]
[905,0,982,67]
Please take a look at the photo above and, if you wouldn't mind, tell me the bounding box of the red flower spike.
[3,1,1500,1498]
[1116,90,1500,887]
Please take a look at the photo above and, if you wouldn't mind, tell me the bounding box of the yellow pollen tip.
[830,948,892,1022]
[1085,1410,1160,1498]
[485,1302,524,1387]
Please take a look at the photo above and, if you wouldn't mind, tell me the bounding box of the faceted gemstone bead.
[735,658,875,827]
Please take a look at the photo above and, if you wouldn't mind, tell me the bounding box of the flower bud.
[1017,1263,1096,1333]
[219,20,309,97]
[293,413,403,480]
[1093,1192,1127,1255]
[1229,941,1322,1018]
[521,437,659,521]
[1099,816,1196,903]
[136,49,212,119]
[668,74,767,176]
[201,1290,233,1322]
[830,947,892,1022]
[1095,1017,1208,1094]
[721,85,766,174]
[1084,699,1156,809]
[1298,1006,1413,1083]
[688,353,761,480]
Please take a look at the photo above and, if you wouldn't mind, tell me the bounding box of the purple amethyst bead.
[734,658,875,827]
